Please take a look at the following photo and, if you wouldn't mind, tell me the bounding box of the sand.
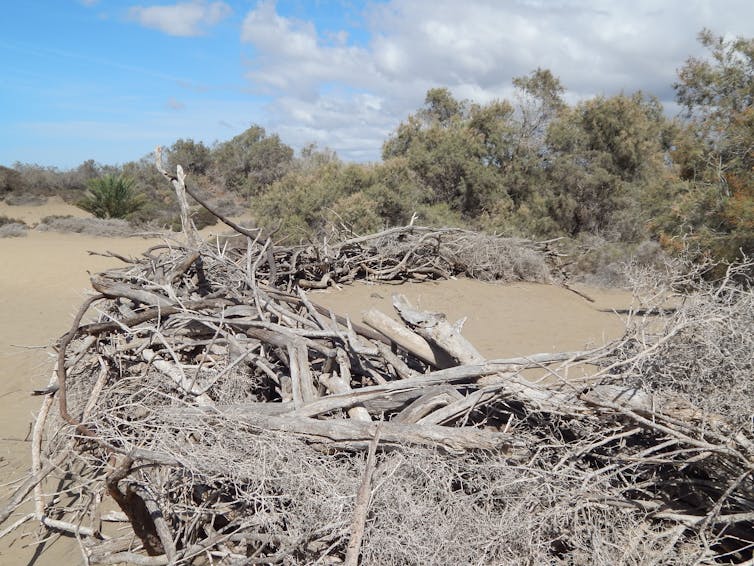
[0,196,92,225]
[311,279,634,360]
[0,202,635,564]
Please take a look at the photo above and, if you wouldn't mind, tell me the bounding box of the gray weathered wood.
[362,308,452,367]
[392,294,485,365]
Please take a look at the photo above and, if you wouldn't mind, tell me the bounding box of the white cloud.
[129,1,231,37]
[239,0,754,161]
[241,1,376,100]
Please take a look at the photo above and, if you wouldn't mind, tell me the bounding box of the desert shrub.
[0,222,28,238]
[480,193,561,239]
[362,158,428,226]
[255,160,376,240]
[415,202,465,228]
[0,215,26,227]
[211,125,294,195]
[564,235,669,287]
[78,174,145,219]
[7,162,99,203]
[327,192,382,235]
[192,206,219,229]
[124,201,165,226]
[0,215,28,238]
[2,192,48,206]
[212,195,245,217]
[169,206,219,232]
[36,215,135,237]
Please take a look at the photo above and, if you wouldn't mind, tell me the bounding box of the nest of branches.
[1,155,753,565]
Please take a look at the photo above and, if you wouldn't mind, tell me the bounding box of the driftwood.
[1,154,753,565]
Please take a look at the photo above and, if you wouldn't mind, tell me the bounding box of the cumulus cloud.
[239,0,754,161]
[129,1,231,37]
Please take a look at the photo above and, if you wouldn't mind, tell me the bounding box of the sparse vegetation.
[0,223,28,238]
[36,215,135,237]
[0,215,26,227]
[0,215,28,237]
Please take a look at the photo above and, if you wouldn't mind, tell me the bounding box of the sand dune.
[0,212,634,564]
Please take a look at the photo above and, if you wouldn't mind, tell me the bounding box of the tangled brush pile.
[1,155,752,565]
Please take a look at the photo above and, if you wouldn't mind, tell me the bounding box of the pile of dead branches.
[213,224,558,294]
[1,154,752,565]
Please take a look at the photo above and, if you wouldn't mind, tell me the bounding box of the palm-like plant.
[78,175,145,219]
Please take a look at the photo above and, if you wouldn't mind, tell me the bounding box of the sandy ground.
[0,200,635,564]
[312,279,634,360]
[0,196,91,225]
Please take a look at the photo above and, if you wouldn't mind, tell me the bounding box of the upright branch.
[155,145,198,248]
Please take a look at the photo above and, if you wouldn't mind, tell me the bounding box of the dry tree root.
[1,154,753,565]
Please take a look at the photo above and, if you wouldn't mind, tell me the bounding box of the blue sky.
[2,1,754,169]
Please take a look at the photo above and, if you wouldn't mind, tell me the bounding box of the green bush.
[328,192,382,235]
[77,175,145,219]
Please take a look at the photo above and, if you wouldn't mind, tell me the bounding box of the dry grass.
[619,259,754,430]
[0,222,28,238]
[35,215,137,237]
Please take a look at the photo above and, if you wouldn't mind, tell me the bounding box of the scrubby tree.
[0,165,25,200]
[545,92,673,239]
[513,67,566,148]
[168,138,212,176]
[255,159,375,238]
[667,29,754,259]
[383,88,514,217]
[211,125,294,195]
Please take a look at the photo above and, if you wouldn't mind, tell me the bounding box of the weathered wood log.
[290,353,592,418]
[172,410,529,455]
[142,349,214,406]
[319,349,371,422]
[417,388,500,425]
[91,277,174,308]
[375,341,417,379]
[392,293,486,365]
[362,308,453,367]
[345,427,380,566]
[287,341,317,407]
[155,147,199,249]
[184,384,476,419]
[393,386,464,424]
